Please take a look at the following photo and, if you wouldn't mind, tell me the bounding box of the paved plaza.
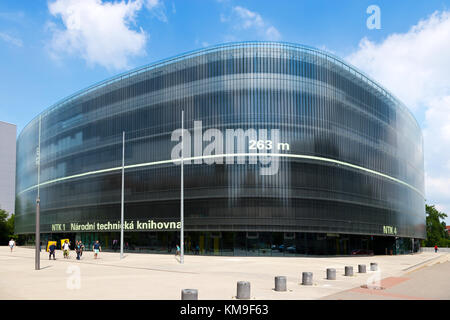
[322,259,450,300]
[0,246,448,300]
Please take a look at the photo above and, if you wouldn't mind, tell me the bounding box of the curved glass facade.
[15,42,425,255]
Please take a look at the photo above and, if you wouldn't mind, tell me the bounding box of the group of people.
[175,244,200,256]
[47,240,102,260]
[59,240,84,260]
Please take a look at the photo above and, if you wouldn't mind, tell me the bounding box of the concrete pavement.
[0,246,448,300]
[322,259,450,300]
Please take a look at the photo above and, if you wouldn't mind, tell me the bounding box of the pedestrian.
[49,243,56,260]
[79,241,84,257]
[435,245,438,253]
[113,239,118,252]
[93,240,101,259]
[8,239,15,252]
[75,241,82,260]
[175,244,180,256]
[195,244,200,255]
[63,240,70,259]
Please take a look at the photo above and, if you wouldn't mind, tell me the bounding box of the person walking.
[175,244,181,257]
[79,241,84,258]
[49,243,56,260]
[8,239,15,252]
[435,245,438,253]
[75,241,82,260]
[63,240,70,259]
[93,240,101,259]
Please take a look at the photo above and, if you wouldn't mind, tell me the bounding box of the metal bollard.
[358,264,366,273]
[345,266,353,276]
[237,281,251,299]
[275,276,287,291]
[370,263,378,271]
[326,268,336,280]
[181,289,198,300]
[302,272,313,285]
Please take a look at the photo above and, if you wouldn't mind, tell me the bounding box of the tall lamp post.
[120,131,125,259]
[180,109,184,264]
[35,115,41,270]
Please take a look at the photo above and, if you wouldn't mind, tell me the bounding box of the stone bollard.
[181,289,198,300]
[370,263,378,271]
[358,264,367,273]
[302,272,313,285]
[274,276,287,292]
[345,266,353,276]
[237,281,251,299]
[326,268,336,280]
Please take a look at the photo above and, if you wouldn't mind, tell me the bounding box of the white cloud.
[145,0,159,8]
[346,10,450,223]
[265,26,281,41]
[222,6,281,41]
[145,0,167,23]
[0,31,23,47]
[347,11,450,112]
[232,6,264,29]
[48,0,147,70]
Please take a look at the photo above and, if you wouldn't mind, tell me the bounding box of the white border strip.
[18,153,424,197]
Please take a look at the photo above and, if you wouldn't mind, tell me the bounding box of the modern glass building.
[15,42,425,255]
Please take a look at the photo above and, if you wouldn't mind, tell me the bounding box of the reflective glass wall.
[16,42,425,242]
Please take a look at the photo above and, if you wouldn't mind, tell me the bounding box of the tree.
[424,205,449,247]
[0,209,15,244]
[6,213,15,239]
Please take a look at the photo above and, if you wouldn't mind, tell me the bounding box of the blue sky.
[0,0,447,128]
[1,0,450,221]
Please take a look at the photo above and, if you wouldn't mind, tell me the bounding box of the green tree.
[0,209,15,244]
[6,213,15,239]
[424,204,449,247]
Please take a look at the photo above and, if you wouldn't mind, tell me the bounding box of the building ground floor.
[21,231,422,256]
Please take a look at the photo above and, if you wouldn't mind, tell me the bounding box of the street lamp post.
[35,115,41,270]
[35,197,40,270]
[180,109,184,264]
[120,131,125,260]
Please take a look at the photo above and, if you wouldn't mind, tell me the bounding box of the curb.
[403,253,449,274]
